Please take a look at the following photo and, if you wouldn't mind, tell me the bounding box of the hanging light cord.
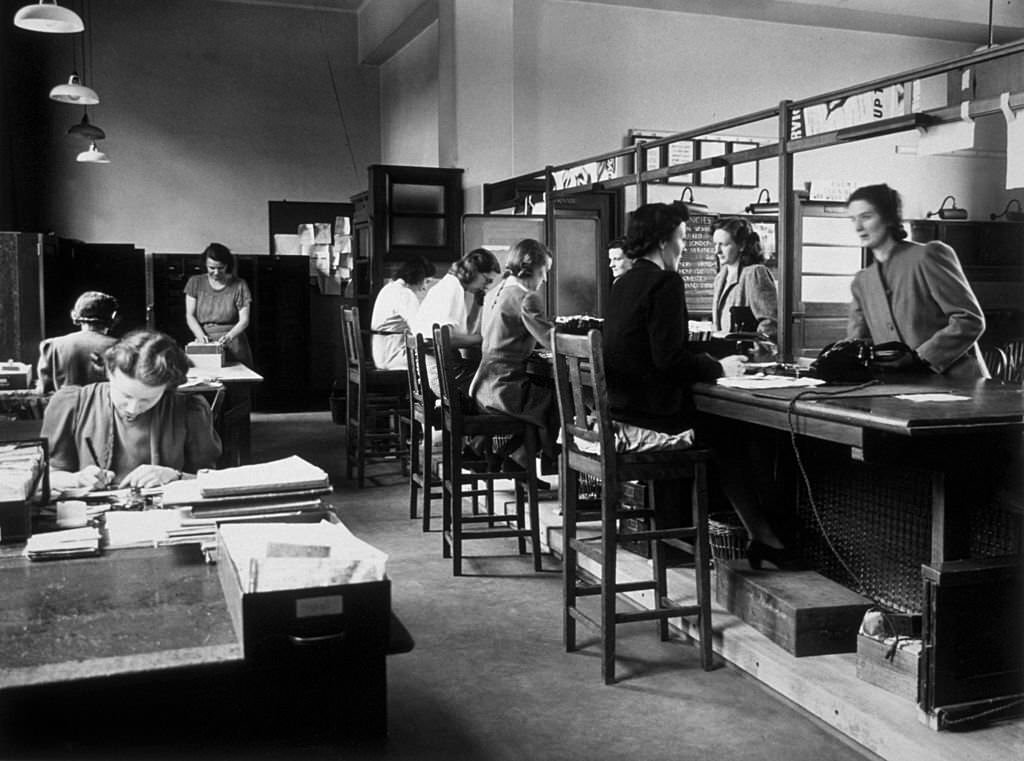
[319,16,358,178]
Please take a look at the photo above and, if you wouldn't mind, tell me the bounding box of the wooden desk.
[183,363,264,467]
[0,389,48,420]
[0,542,412,754]
[692,376,1024,728]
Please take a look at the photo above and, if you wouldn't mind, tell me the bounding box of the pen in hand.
[84,437,112,489]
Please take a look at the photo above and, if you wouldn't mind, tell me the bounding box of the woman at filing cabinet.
[36,291,120,393]
[42,330,222,492]
[470,239,556,469]
[846,184,988,379]
[710,218,778,342]
[604,201,792,568]
[184,243,254,367]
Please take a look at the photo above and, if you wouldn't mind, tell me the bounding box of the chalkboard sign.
[677,211,719,317]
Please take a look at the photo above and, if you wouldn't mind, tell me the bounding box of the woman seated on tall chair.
[470,238,557,471]
[42,329,222,493]
[603,201,793,568]
[410,247,501,395]
[370,254,436,371]
[37,291,120,393]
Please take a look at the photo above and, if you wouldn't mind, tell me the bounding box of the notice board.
[677,211,719,317]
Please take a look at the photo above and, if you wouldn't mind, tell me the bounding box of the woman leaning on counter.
[710,217,778,342]
[184,243,254,367]
[846,184,988,379]
[41,330,222,492]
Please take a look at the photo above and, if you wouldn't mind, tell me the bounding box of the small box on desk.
[716,560,873,656]
[186,342,225,372]
[215,524,391,665]
[0,360,32,390]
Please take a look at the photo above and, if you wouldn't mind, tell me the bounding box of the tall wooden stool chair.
[405,332,444,530]
[341,306,407,488]
[433,324,543,576]
[551,329,714,684]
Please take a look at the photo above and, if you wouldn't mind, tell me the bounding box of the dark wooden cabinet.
[348,165,464,330]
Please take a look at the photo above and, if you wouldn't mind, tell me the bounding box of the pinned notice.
[1002,93,1024,189]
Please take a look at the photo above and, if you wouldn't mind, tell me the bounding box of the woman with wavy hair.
[710,217,778,342]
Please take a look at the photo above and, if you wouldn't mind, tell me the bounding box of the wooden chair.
[551,328,713,684]
[1000,339,1024,384]
[405,332,444,530]
[432,324,543,576]
[980,345,1011,383]
[340,306,407,488]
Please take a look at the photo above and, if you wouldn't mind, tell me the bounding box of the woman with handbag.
[710,217,778,344]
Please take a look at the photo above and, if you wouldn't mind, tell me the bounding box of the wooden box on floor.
[716,559,873,656]
[856,633,920,702]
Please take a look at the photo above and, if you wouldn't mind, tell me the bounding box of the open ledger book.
[162,456,330,506]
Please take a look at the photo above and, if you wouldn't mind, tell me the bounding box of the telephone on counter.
[809,339,918,383]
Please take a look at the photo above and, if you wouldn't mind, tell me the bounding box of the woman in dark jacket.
[604,202,791,568]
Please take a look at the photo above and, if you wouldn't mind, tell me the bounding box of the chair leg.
[409,418,421,520]
[421,421,434,532]
[692,464,714,671]
[527,464,542,573]
[441,430,453,560]
[649,481,671,642]
[514,479,527,556]
[450,442,464,576]
[563,461,579,652]
[602,480,619,685]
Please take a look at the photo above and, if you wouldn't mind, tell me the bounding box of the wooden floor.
[524,491,1024,761]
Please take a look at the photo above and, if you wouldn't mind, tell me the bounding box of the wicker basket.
[708,512,748,564]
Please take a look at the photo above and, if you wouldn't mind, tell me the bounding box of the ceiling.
[222,0,1024,45]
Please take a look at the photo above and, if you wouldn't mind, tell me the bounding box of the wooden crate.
[856,633,920,702]
[716,560,873,656]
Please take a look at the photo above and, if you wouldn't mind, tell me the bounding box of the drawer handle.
[287,631,346,646]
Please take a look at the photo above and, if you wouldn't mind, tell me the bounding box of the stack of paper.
[219,520,388,593]
[0,442,45,502]
[197,456,330,498]
[24,527,101,560]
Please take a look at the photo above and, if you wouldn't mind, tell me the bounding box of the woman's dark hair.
[607,237,625,251]
[846,184,908,242]
[711,217,766,269]
[203,242,235,274]
[394,255,436,287]
[451,247,501,285]
[624,202,689,259]
[71,291,119,327]
[503,238,552,279]
[103,329,189,388]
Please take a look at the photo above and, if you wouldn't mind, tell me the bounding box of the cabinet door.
[252,257,310,412]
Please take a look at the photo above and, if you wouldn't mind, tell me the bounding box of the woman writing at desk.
[846,184,987,379]
[184,243,253,367]
[42,330,222,492]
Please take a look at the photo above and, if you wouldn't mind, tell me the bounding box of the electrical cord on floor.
[784,380,913,652]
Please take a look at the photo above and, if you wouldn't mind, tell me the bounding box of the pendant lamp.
[50,72,99,105]
[67,110,105,140]
[13,1,84,33]
[76,142,109,164]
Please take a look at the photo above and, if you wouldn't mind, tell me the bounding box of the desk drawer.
[217,544,390,665]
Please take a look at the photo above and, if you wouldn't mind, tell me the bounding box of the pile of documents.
[0,442,45,503]
[219,519,387,593]
[24,526,101,560]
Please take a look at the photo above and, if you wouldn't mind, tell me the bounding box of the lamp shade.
[76,142,110,164]
[14,1,84,33]
[67,111,105,140]
[50,73,99,105]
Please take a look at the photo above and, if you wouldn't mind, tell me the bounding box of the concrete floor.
[252,411,876,761]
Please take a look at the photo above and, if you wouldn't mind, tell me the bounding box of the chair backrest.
[341,306,365,383]
[980,345,1010,383]
[1001,339,1024,384]
[405,332,438,422]
[432,324,465,436]
[550,328,616,482]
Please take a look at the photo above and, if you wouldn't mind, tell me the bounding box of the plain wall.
[3,0,379,254]
[381,20,440,166]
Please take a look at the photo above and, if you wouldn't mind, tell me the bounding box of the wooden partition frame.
[481,39,1024,362]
